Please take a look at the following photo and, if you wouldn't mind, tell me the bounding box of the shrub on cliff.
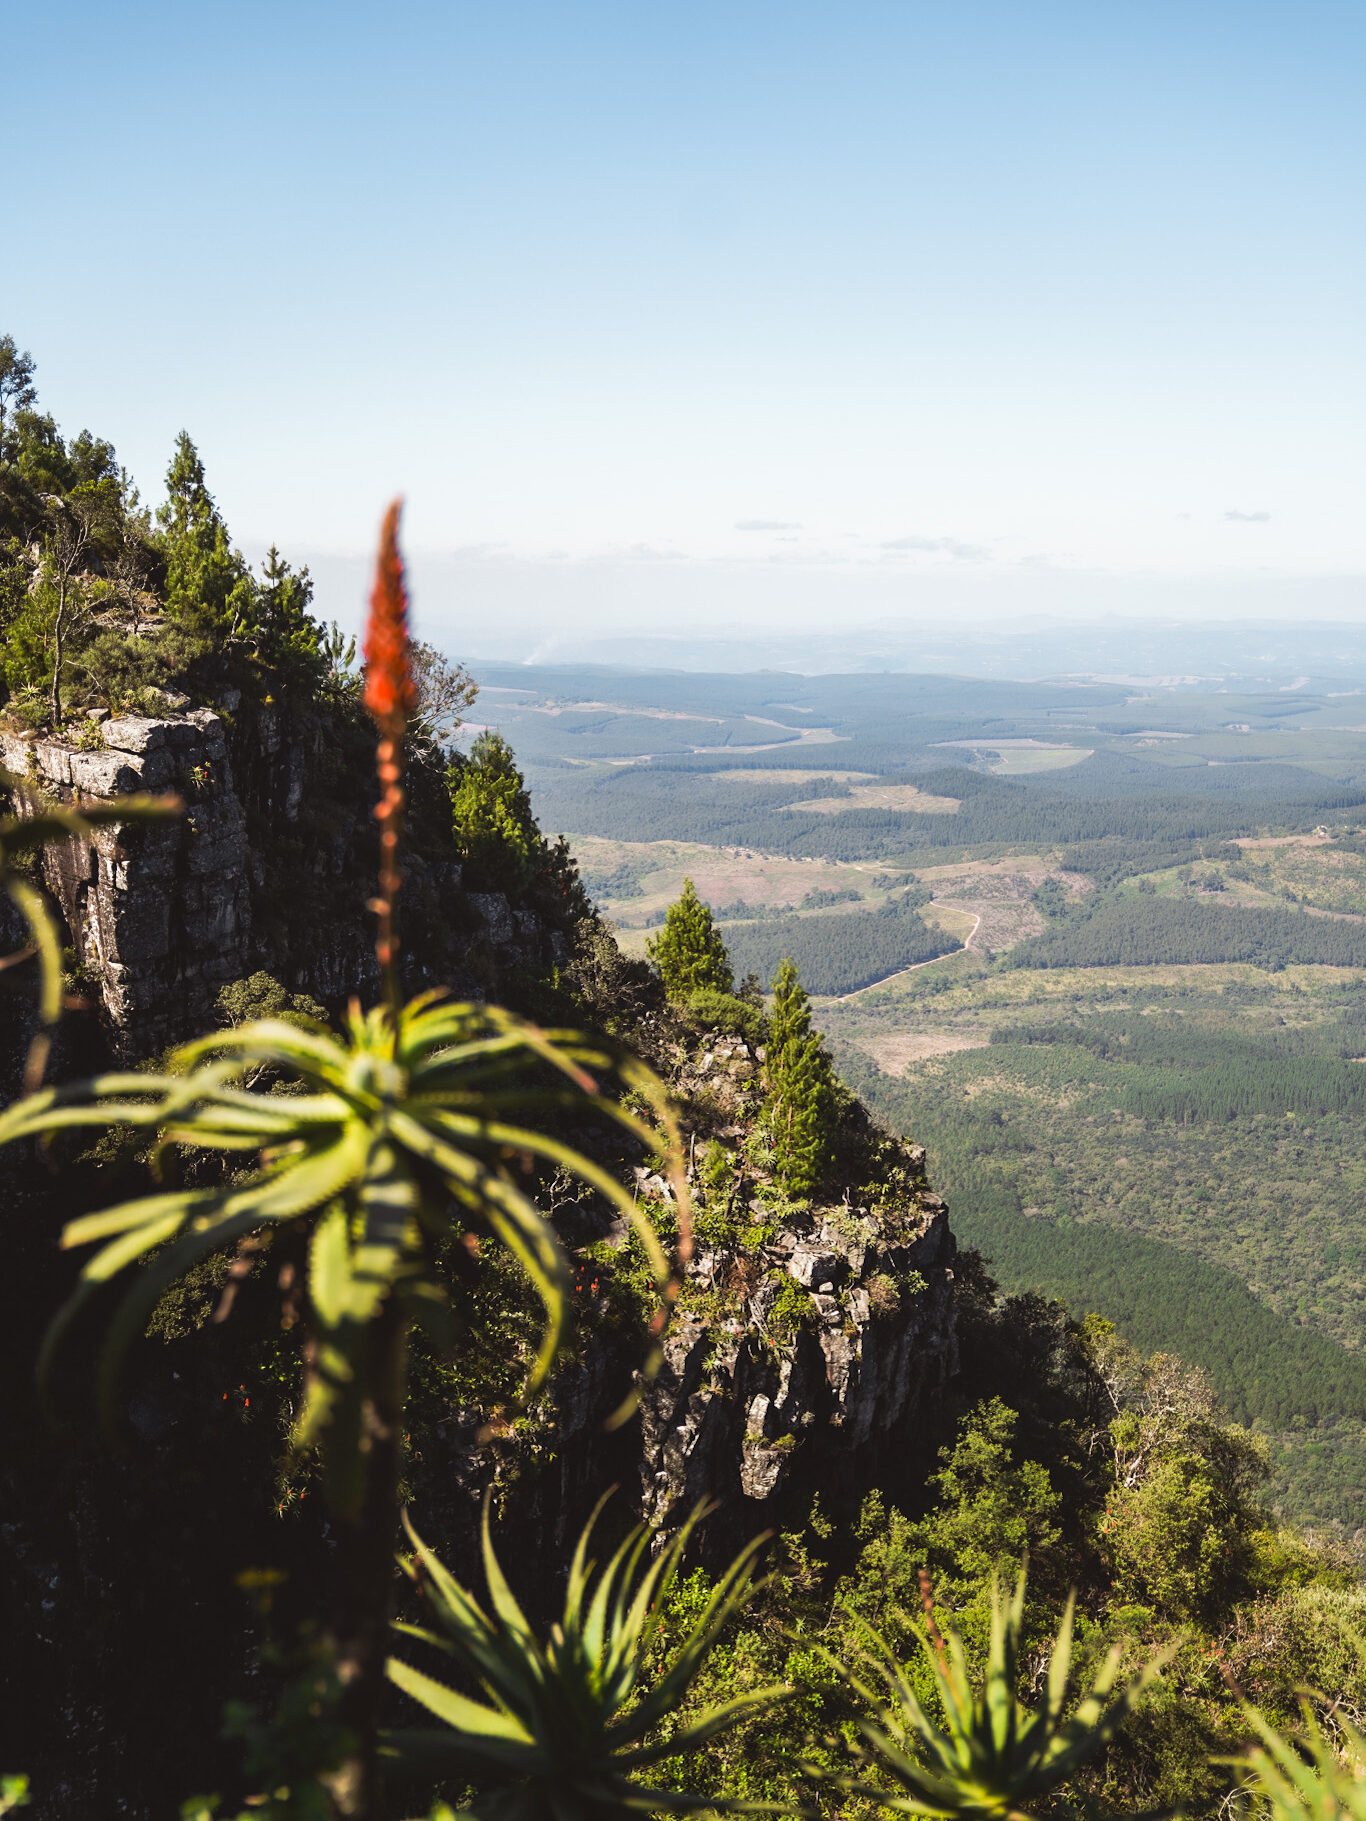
[682,985,767,1049]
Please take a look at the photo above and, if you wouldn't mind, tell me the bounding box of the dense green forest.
[837,1040,1366,1525]
[528,755,1366,865]
[721,890,957,995]
[993,1007,1366,1121]
[1013,892,1366,969]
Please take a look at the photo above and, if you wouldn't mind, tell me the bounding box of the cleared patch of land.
[935,739,1092,775]
[915,858,1090,898]
[690,720,845,753]
[921,903,981,944]
[991,746,1093,775]
[782,782,961,814]
[849,1028,992,1072]
[1237,833,1334,850]
[931,896,1047,951]
[570,835,912,927]
[916,860,1090,955]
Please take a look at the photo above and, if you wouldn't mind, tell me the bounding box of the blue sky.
[7,2,1364,647]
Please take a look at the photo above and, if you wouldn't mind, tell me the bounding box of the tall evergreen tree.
[764,956,835,1198]
[253,545,326,682]
[156,431,254,647]
[448,729,544,894]
[647,877,733,998]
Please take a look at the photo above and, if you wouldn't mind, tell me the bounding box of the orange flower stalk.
[364,500,418,738]
[364,500,417,1006]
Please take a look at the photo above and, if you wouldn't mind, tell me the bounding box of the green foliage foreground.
[4,455,1365,1815]
[387,1499,783,1820]
[825,1570,1171,1819]
[2,994,678,1484]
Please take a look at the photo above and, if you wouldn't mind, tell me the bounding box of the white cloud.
[880,534,987,560]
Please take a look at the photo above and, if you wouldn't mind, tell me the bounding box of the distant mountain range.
[471,618,1366,690]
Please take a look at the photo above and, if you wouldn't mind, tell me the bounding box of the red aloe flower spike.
[364,500,417,737]
[364,500,416,1011]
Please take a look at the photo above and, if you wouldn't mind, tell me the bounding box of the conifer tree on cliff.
[648,877,733,997]
[765,956,835,1198]
[156,431,255,647]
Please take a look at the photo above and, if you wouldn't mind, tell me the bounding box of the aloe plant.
[0,765,179,1087]
[824,1568,1171,1819]
[1,994,679,1481]
[0,504,692,1820]
[1233,1700,1366,1819]
[386,1497,788,1819]
[0,990,685,1819]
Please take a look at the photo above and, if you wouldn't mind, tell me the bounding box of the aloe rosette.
[1232,1700,1366,1819]
[386,1496,788,1819]
[824,1568,1171,1819]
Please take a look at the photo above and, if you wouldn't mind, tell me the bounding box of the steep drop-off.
[0,713,960,1814]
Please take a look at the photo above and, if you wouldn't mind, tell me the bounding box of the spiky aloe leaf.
[1232,1700,1366,1819]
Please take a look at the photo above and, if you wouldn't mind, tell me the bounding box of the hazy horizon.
[10,0,1364,647]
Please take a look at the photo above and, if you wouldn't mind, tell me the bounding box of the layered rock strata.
[2,713,250,1049]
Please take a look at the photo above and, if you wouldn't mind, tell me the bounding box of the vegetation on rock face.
[626,1284,1366,1820]
[0,359,331,725]
[0,497,695,1819]
[647,875,735,997]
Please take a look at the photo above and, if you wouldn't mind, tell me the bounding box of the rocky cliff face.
[1,711,966,1813]
[2,711,251,1049]
[406,1028,959,1568]
[0,707,569,1049]
[3,708,961,1541]
[640,1168,956,1524]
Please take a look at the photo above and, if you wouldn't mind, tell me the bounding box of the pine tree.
[764,956,835,1198]
[448,730,544,894]
[647,877,733,998]
[156,431,254,647]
